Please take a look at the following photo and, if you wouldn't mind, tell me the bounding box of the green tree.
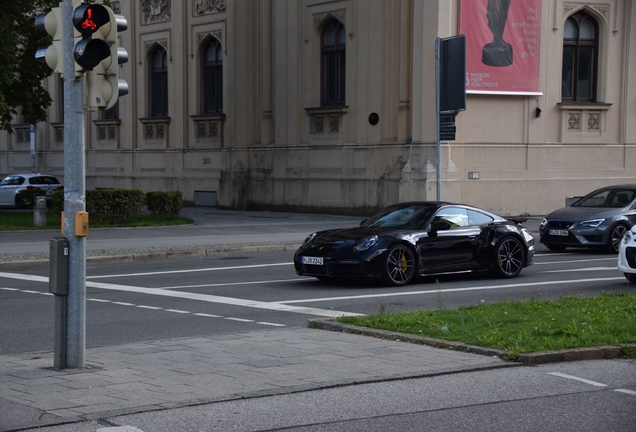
[0,0,59,133]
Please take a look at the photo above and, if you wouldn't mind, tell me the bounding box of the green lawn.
[336,293,636,360]
[0,210,194,230]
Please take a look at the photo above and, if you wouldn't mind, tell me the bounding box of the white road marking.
[0,272,360,317]
[540,267,617,273]
[224,317,254,322]
[5,286,288,327]
[157,278,309,290]
[615,389,636,396]
[86,262,294,279]
[278,277,626,304]
[548,372,607,387]
[257,322,287,327]
[533,257,616,266]
[1,287,20,291]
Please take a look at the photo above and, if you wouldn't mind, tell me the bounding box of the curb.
[0,243,302,271]
[308,318,636,365]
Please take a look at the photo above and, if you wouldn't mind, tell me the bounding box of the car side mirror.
[429,220,451,235]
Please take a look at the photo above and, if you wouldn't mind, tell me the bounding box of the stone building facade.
[1,0,635,216]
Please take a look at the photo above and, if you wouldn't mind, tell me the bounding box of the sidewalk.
[0,208,544,431]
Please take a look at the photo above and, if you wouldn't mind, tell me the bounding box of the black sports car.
[294,202,535,286]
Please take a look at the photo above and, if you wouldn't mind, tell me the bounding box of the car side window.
[30,177,43,185]
[433,207,469,228]
[467,209,494,225]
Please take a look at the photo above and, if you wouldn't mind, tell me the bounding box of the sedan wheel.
[607,224,628,253]
[382,244,415,286]
[490,236,525,278]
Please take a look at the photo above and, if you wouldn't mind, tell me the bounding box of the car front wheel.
[489,236,525,278]
[382,244,415,287]
[607,224,628,253]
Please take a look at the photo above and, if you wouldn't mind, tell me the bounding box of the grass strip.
[0,211,193,230]
[336,292,636,359]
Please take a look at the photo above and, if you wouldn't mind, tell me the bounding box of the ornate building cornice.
[313,11,346,29]
[142,0,171,24]
[563,3,609,20]
[195,0,226,15]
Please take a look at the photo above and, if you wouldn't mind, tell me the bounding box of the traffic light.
[72,3,111,71]
[35,6,64,74]
[74,4,129,110]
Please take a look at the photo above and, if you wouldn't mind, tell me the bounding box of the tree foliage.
[0,0,59,133]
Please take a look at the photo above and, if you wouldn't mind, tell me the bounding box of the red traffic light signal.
[72,4,109,36]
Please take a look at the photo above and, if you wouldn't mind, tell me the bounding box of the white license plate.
[302,256,324,265]
[549,229,569,236]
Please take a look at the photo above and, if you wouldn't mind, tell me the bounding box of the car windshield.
[574,188,636,208]
[363,205,435,230]
[0,176,24,186]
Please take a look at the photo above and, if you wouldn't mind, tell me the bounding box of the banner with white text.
[460,0,541,95]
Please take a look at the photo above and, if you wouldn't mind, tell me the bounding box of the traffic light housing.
[74,3,129,110]
[72,3,111,71]
[35,6,64,74]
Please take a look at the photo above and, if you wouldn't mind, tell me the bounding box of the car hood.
[545,206,624,221]
[314,227,383,243]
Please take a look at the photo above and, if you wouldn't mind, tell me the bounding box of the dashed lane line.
[0,286,288,328]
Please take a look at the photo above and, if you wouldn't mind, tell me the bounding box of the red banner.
[460,0,541,94]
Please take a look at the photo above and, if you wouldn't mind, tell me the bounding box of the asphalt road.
[13,359,636,432]
[0,245,631,355]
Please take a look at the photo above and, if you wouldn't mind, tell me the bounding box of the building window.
[203,38,223,114]
[321,19,346,107]
[150,45,168,117]
[562,11,598,102]
[104,102,119,119]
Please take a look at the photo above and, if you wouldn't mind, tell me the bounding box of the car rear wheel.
[624,273,636,283]
[14,195,26,209]
[607,224,628,253]
[489,236,525,278]
[382,244,415,287]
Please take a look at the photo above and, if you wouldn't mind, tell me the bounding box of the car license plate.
[302,256,324,265]
[549,229,569,236]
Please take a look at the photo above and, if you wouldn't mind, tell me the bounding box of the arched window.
[321,19,346,107]
[562,11,598,102]
[203,38,223,114]
[150,46,168,117]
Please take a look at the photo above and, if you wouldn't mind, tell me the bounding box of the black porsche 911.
[294,202,535,286]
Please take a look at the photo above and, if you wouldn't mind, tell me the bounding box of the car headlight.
[623,231,632,245]
[521,228,534,243]
[302,232,318,246]
[354,235,379,251]
[579,218,605,228]
[539,218,547,229]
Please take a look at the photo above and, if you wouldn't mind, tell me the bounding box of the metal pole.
[62,0,86,368]
[435,37,441,201]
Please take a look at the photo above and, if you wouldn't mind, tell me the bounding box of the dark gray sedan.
[539,184,636,253]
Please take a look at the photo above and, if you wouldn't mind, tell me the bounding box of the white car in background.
[0,173,63,208]
[618,225,636,282]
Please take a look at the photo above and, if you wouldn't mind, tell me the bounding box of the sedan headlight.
[302,232,318,246]
[539,218,547,230]
[579,218,605,228]
[354,235,379,251]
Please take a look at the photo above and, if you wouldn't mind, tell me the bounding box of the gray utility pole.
[62,0,87,368]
